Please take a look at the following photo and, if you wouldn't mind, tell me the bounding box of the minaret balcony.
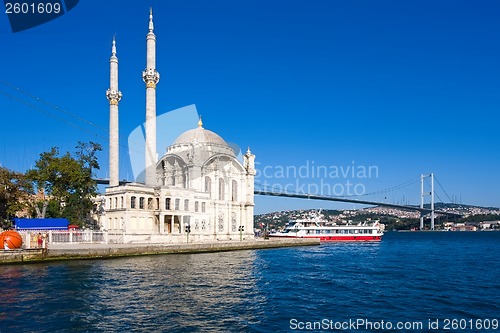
[106,89,122,104]
[142,69,160,88]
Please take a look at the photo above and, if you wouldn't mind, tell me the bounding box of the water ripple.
[1,232,499,332]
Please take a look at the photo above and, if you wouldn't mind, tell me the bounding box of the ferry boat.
[268,216,384,242]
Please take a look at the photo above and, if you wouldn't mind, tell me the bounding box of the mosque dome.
[172,118,229,147]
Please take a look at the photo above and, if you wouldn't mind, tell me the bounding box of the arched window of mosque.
[175,198,180,210]
[121,196,124,208]
[195,201,199,212]
[231,212,237,232]
[131,196,136,209]
[218,211,224,232]
[232,180,238,201]
[184,199,189,211]
[165,198,171,210]
[205,176,211,194]
[114,197,118,209]
[202,202,206,213]
[139,197,145,209]
[148,198,153,209]
[109,198,112,209]
[201,219,206,230]
[219,178,225,200]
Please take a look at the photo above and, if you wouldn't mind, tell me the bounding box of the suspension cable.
[434,176,453,203]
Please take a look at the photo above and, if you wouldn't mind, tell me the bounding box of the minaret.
[244,147,256,237]
[142,8,160,186]
[106,37,122,187]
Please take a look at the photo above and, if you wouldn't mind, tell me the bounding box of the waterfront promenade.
[0,238,319,264]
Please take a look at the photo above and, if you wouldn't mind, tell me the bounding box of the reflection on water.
[1,233,499,332]
[1,251,264,332]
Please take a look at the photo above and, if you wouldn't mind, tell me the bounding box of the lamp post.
[185,224,191,244]
[238,225,244,241]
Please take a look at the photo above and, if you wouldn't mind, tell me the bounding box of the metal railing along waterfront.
[17,230,120,247]
[14,230,258,247]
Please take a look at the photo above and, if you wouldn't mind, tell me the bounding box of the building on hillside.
[101,9,256,243]
[450,223,477,232]
[479,221,500,230]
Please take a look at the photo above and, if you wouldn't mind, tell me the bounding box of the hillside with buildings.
[254,204,500,232]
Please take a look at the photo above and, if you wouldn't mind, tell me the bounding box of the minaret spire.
[111,35,116,55]
[106,37,122,187]
[143,8,160,186]
[149,7,154,32]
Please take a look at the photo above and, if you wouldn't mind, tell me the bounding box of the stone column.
[159,214,165,234]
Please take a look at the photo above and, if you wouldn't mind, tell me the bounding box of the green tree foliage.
[26,141,102,227]
[459,214,500,224]
[0,167,32,228]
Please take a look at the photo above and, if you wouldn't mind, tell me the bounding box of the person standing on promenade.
[37,233,44,248]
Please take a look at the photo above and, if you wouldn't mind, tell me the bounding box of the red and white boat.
[268,216,384,242]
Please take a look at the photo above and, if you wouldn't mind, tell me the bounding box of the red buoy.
[1,230,23,249]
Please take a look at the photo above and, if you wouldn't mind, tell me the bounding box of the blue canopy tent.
[13,218,70,230]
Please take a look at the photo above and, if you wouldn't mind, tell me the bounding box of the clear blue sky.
[1,0,499,213]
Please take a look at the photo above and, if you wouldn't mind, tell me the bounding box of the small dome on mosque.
[172,117,229,146]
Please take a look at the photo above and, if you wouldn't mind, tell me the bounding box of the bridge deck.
[94,179,461,216]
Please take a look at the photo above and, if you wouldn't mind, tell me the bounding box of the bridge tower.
[420,173,435,230]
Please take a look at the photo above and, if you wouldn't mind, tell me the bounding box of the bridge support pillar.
[420,173,436,230]
[420,175,424,230]
[430,173,435,230]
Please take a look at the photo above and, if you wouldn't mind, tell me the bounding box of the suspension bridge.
[96,173,460,230]
[254,173,461,230]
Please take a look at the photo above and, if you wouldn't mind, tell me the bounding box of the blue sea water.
[1,232,499,332]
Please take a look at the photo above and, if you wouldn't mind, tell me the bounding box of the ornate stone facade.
[104,124,256,243]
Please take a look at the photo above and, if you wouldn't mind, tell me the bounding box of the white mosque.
[102,10,256,243]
